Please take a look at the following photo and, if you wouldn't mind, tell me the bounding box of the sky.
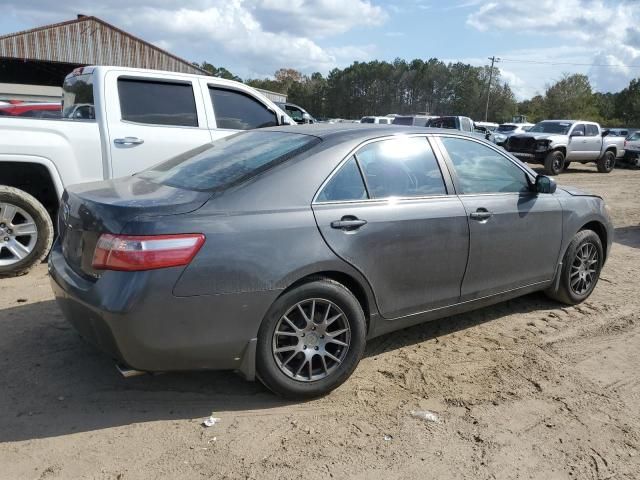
[1,0,639,100]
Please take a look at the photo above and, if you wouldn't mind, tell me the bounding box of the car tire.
[256,278,367,399]
[544,151,565,175]
[597,150,616,173]
[545,229,603,305]
[0,186,54,277]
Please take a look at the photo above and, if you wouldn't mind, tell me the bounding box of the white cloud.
[466,0,640,94]
[2,0,385,77]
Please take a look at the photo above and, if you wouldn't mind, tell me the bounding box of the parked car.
[426,116,494,142]
[360,116,393,124]
[0,102,62,118]
[276,102,315,124]
[620,130,640,168]
[493,122,535,146]
[392,115,435,126]
[0,65,294,276]
[49,124,612,398]
[504,120,626,175]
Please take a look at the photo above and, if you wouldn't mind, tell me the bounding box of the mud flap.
[236,338,257,381]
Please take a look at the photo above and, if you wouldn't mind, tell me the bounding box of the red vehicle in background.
[0,102,62,118]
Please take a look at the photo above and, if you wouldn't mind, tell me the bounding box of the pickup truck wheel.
[563,161,571,171]
[0,187,54,277]
[597,151,615,173]
[545,229,603,305]
[544,151,564,175]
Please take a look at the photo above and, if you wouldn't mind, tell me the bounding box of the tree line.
[194,59,640,127]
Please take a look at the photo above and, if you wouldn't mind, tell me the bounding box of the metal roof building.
[0,15,286,103]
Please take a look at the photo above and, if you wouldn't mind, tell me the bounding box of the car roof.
[259,123,485,144]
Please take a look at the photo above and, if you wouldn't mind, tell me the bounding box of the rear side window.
[316,156,367,202]
[356,137,446,198]
[585,124,599,136]
[209,87,277,130]
[441,137,529,194]
[62,73,95,120]
[138,131,319,191]
[118,78,198,127]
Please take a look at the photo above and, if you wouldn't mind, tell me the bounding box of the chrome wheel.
[570,242,598,295]
[272,298,351,382]
[0,202,38,267]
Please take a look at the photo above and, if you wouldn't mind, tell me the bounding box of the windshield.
[138,131,321,192]
[530,121,572,135]
[62,73,95,120]
[497,124,517,132]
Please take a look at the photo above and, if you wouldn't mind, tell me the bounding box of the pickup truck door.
[197,79,280,140]
[567,123,588,160]
[105,71,212,178]
[584,124,603,160]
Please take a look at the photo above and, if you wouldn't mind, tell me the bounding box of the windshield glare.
[530,121,572,135]
[138,131,321,191]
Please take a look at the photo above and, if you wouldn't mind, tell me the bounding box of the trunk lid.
[58,176,211,278]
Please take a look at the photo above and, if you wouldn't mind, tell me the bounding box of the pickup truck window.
[62,73,95,120]
[530,122,572,135]
[585,124,599,136]
[138,131,319,191]
[209,87,278,130]
[572,124,586,136]
[118,78,198,127]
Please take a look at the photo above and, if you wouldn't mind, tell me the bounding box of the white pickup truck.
[0,66,294,275]
[504,120,626,175]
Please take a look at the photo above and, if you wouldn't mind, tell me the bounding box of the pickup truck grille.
[507,137,536,153]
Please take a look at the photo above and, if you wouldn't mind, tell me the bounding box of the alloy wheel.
[272,298,351,382]
[0,202,38,267]
[570,242,598,295]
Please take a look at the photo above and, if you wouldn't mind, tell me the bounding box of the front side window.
[316,156,367,202]
[585,124,599,136]
[572,124,586,136]
[138,131,320,191]
[440,136,530,194]
[356,137,446,198]
[210,87,277,130]
[118,78,198,127]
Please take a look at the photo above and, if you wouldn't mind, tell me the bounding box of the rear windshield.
[628,131,640,141]
[428,117,457,129]
[138,131,321,192]
[392,116,413,125]
[62,73,95,120]
[530,121,572,134]
[497,124,517,132]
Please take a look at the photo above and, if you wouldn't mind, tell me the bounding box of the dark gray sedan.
[49,125,613,398]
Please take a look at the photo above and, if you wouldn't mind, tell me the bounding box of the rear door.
[199,80,279,140]
[105,71,212,178]
[584,124,602,160]
[434,135,562,301]
[312,136,469,319]
[567,123,588,160]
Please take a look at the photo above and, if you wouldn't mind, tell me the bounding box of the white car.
[0,65,294,275]
[493,122,535,146]
[360,116,393,125]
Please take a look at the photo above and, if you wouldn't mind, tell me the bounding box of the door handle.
[331,216,367,231]
[469,209,492,221]
[114,137,144,146]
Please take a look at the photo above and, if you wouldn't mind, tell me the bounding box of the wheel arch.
[580,220,608,258]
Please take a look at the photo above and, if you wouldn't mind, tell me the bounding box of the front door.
[435,135,563,301]
[105,71,211,178]
[567,123,589,161]
[312,136,469,319]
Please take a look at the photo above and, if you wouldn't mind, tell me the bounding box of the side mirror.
[535,175,557,194]
[601,129,609,137]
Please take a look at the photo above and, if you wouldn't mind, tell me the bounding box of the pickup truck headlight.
[535,140,552,151]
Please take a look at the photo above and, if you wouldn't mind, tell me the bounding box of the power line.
[499,58,640,69]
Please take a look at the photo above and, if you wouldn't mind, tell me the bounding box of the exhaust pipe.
[116,363,146,378]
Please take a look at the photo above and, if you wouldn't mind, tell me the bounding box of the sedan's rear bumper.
[48,241,279,374]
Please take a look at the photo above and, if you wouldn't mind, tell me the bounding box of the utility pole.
[485,56,500,122]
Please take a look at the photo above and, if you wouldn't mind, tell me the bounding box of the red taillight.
[92,234,205,271]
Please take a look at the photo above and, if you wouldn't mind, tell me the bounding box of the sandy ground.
[1,163,639,480]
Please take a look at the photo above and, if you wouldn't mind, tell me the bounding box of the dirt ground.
[1,163,639,480]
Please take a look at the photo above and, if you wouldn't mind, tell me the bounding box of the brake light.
[92,234,205,271]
